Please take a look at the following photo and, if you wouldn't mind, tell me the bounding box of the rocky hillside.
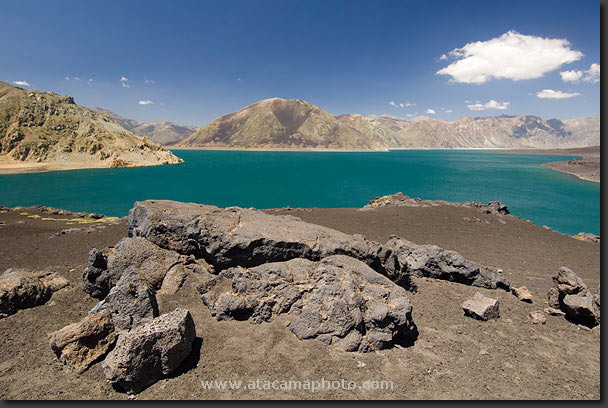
[338,114,600,149]
[177,97,599,149]
[91,108,197,146]
[0,82,182,171]
[177,98,387,149]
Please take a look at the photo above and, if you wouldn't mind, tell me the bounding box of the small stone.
[529,311,546,324]
[462,293,500,321]
[544,307,565,316]
[512,286,533,303]
[479,349,488,355]
[357,361,366,368]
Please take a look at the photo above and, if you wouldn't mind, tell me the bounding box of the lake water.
[0,150,600,235]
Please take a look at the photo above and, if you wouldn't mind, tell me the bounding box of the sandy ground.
[493,146,600,183]
[0,205,600,400]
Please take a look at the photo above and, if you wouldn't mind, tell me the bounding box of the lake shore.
[492,146,600,183]
[0,202,599,399]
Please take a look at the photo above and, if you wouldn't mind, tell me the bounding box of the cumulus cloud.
[138,100,154,105]
[560,63,600,83]
[536,89,580,99]
[426,109,436,114]
[439,54,448,61]
[120,76,131,88]
[437,30,583,84]
[13,81,30,86]
[389,101,397,107]
[467,100,510,111]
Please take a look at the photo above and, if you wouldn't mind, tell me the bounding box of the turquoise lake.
[0,150,600,235]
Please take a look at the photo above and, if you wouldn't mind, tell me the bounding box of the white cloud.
[426,109,436,114]
[121,83,131,88]
[144,79,155,84]
[13,81,30,86]
[138,100,154,105]
[88,78,94,82]
[467,100,510,111]
[399,103,405,108]
[389,101,397,107]
[445,109,453,113]
[73,77,81,81]
[120,76,128,82]
[439,54,448,61]
[65,76,70,80]
[560,63,600,83]
[437,30,583,84]
[536,89,580,99]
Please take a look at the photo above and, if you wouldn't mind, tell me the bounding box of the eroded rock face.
[380,237,511,290]
[548,266,599,328]
[126,200,510,292]
[49,309,116,373]
[363,193,510,215]
[0,268,67,318]
[102,308,196,394]
[462,293,500,321]
[83,237,184,299]
[200,255,418,352]
[89,269,159,331]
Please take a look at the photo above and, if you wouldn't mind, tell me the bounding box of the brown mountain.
[0,82,182,172]
[177,98,387,149]
[91,108,197,146]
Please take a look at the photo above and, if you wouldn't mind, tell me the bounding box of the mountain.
[0,82,182,172]
[177,98,387,149]
[178,98,599,150]
[338,114,600,149]
[91,108,197,145]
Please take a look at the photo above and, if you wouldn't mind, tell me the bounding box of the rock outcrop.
[0,268,68,318]
[201,255,418,352]
[49,309,116,373]
[126,200,510,291]
[547,266,600,328]
[102,308,196,394]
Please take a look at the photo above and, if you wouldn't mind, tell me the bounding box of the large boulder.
[0,268,67,318]
[126,200,510,291]
[49,309,116,373]
[201,255,418,352]
[547,266,599,328]
[102,308,196,394]
[83,237,183,299]
[380,237,510,290]
[89,269,159,331]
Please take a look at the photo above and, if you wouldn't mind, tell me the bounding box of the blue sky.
[1,0,600,126]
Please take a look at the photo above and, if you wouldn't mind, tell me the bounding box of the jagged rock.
[462,293,500,321]
[562,294,599,328]
[126,200,509,291]
[200,255,418,352]
[364,193,434,208]
[82,247,115,299]
[512,286,533,303]
[380,236,510,290]
[102,308,195,394]
[89,269,159,331]
[529,311,546,324]
[486,201,510,215]
[83,237,183,299]
[547,266,599,328]
[544,307,565,316]
[0,268,63,317]
[49,309,116,373]
[573,232,600,242]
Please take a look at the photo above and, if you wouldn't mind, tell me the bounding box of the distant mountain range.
[91,108,197,146]
[0,82,182,171]
[175,98,600,150]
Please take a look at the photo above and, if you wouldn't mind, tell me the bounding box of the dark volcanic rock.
[200,255,418,352]
[126,200,509,291]
[83,237,184,299]
[487,201,510,215]
[0,268,68,317]
[102,308,196,394]
[49,309,117,373]
[548,266,599,328]
[89,269,159,331]
[380,237,510,290]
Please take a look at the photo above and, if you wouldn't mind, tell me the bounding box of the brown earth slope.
[0,204,599,400]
